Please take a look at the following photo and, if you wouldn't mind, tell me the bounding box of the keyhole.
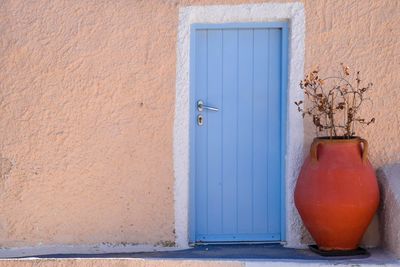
[197,114,204,126]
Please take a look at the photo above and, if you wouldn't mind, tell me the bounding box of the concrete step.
[0,244,398,266]
[0,257,399,267]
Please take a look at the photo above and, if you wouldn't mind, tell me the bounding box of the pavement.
[11,244,400,263]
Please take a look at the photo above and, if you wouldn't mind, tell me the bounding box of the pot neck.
[310,136,368,162]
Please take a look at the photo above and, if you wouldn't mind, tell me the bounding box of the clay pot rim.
[313,136,364,144]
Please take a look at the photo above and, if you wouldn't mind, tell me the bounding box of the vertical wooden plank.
[189,26,197,242]
[194,29,209,237]
[280,26,289,241]
[252,29,269,233]
[221,29,238,234]
[237,29,254,233]
[267,28,282,234]
[207,29,223,234]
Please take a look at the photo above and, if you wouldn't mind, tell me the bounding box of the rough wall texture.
[303,0,400,168]
[0,0,398,248]
[0,0,178,247]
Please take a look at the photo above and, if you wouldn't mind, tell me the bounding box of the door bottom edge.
[191,241,283,246]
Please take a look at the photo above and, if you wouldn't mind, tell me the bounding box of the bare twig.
[295,64,375,138]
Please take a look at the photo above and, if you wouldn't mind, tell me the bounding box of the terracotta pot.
[294,137,379,251]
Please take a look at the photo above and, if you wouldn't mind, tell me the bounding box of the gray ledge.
[377,163,400,259]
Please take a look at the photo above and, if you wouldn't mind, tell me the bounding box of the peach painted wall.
[0,0,398,247]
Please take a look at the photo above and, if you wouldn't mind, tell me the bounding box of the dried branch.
[295,64,375,138]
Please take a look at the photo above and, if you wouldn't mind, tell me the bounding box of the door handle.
[197,100,219,112]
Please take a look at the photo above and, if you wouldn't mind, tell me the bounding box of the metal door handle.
[197,100,219,112]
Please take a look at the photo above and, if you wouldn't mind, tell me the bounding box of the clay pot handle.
[310,139,323,162]
[359,138,369,162]
[310,138,368,162]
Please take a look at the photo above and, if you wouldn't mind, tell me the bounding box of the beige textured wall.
[0,0,398,247]
[0,0,178,247]
[303,0,400,168]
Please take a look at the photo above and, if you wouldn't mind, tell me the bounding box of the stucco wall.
[0,0,398,248]
[0,0,178,247]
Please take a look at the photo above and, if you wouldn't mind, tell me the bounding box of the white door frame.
[173,3,306,248]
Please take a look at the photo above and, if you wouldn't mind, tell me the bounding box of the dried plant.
[295,64,375,138]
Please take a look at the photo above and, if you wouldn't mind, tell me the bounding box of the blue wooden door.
[190,23,287,243]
